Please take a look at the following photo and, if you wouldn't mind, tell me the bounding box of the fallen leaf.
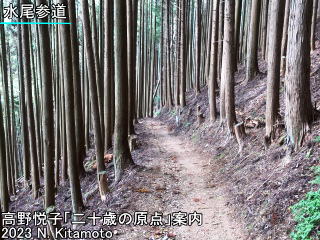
[193,198,201,202]
[136,188,152,193]
[167,233,176,238]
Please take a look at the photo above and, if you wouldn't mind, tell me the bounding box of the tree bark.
[21,0,40,199]
[0,93,9,211]
[245,0,261,83]
[37,0,55,209]
[68,0,85,175]
[195,0,202,94]
[285,0,313,150]
[114,0,134,183]
[311,0,319,50]
[280,0,291,75]
[82,0,109,200]
[208,0,220,122]
[179,0,187,107]
[220,0,237,133]
[60,0,84,212]
[265,0,285,143]
[104,0,113,150]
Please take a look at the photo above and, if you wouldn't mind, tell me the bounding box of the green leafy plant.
[310,166,320,185]
[184,122,191,127]
[306,149,313,159]
[290,166,320,240]
[314,136,320,143]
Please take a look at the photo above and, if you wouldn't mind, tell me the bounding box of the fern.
[290,166,320,240]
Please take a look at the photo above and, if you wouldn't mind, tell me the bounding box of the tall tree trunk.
[21,0,40,199]
[265,0,285,143]
[114,0,134,183]
[68,0,85,175]
[127,0,135,133]
[166,0,173,107]
[104,0,114,150]
[17,24,30,185]
[37,0,55,209]
[60,0,84,212]
[0,1,14,196]
[195,0,202,94]
[280,0,291,75]
[234,0,242,71]
[129,0,138,133]
[311,0,319,50]
[220,0,237,133]
[82,0,109,200]
[208,0,220,122]
[245,0,261,83]
[92,0,104,144]
[285,0,313,150]
[217,0,225,87]
[0,93,9,211]
[179,0,187,107]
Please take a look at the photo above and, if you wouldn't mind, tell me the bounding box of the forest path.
[142,118,246,240]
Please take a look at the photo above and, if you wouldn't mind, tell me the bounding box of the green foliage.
[290,166,320,240]
[306,149,313,159]
[154,109,161,117]
[170,109,176,116]
[310,166,320,185]
[314,136,320,143]
[184,122,191,127]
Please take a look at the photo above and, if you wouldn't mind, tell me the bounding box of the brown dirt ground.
[9,117,248,240]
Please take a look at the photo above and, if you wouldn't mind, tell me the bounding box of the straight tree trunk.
[37,0,55,209]
[245,0,261,83]
[129,0,138,133]
[166,0,173,107]
[82,0,109,200]
[179,0,187,107]
[17,24,30,185]
[234,0,242,71]
[280,0,291,75]
[127,0,135,133]
[285,0,313,150]
[265,0,285,143]
[104,0,113,150]
[68,0,86,175]
[208,0,220,122]
[195,0,202,94]
[60,0,84,212]
[0,1,14,196]
[21,0,40,199]
[217,0,224,87]
[92,0,104,143]
[0,93,9,211]
[221,0,237,133]
[114,0,134,183]
[311,0,319,50]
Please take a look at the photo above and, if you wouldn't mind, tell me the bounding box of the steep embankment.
[158,47,320,239]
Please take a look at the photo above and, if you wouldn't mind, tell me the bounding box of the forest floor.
[10,61,320,240]
[8,19,320,240]
[111,119,246,239]
[9,119,247,240]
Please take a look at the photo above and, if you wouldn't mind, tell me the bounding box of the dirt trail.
[145,119,246,240]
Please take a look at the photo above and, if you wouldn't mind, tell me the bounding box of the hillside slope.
[158,39,320,239]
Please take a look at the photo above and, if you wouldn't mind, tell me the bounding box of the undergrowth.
[290,165,320,240]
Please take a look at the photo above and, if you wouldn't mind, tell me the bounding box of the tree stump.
[129,135,138,151]
[176,107,182,126]
[234,122,246,152]
[197,106,205,126]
